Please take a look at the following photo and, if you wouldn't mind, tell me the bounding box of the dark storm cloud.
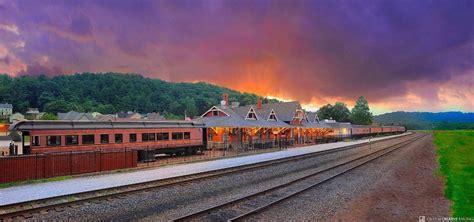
[1,0,473,111]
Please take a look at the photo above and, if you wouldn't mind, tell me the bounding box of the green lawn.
[434,130,474,217]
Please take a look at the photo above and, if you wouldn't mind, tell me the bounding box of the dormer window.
[268,109,277,121]
[201,106,230,117]
[314,114,320,123]
[246,107,258,120]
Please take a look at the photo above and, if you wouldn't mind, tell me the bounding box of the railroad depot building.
[194,94,335,150]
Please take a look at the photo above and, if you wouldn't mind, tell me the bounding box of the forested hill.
[0,73,277,118]
[374,111,474,130]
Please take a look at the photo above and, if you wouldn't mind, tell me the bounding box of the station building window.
[46,136,61,146]
[172,132,184,140]
[66,135,79,145]
[115,134,123,144]
[82,135,95,144]
[129,133,137,143]
[184,132,191,140]
[100,134,109,144]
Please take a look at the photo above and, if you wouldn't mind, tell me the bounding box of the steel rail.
[171,134,424,222]
[228,134,426,222]
[0,133,411,220]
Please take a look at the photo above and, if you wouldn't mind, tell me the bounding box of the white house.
[0,103,13,118]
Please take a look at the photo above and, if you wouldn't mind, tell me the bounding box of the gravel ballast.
[251,133,450,221]
[23,134,422,221]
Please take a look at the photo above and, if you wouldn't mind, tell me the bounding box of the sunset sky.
[0,0,473,114]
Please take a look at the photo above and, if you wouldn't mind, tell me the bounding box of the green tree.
[350,96,373,125]
[316,102,351,122]
[333,102,351,122]
[43,99,71,113]
[0,73,278,117]
[317,104,334,120]
[40,112,58,120]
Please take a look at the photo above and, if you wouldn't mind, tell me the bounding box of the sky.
[0,0,473,114]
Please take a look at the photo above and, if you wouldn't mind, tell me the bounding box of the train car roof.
[9,120,205,131]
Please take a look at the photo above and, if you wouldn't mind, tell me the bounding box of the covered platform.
[0,132,410,206]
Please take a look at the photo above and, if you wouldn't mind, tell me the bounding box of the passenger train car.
[9,120,404,158]
[10,120,205,155]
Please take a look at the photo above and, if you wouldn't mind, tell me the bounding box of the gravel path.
[250,133,450,221]
[26,135,414,221]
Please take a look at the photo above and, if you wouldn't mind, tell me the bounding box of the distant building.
[90,112,102,118]
[0,103,13,118]
[117,111,142,119]
[144,112,165,121]
[25,108,40,120]
[58,111,95,121]
[9,112,25,123]
[95,114,117,121]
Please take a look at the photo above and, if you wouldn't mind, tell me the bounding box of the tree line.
[0,73,277,119]
[316,96,374,125]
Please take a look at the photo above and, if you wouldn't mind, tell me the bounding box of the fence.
[0,149,137,184]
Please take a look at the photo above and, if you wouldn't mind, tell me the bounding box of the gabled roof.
[145,112,165,121]
[200,106,230,117]
[232,101,301,122]
[195,103,291,128]
[0,103,13,109]
[267,109,278,121]
[306,112,320,123]
[244,107,258,120]
[117,112,142,119]
[58,111,95,121]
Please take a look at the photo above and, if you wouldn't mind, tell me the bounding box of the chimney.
[257,99,262,109]
[222,93,229,106]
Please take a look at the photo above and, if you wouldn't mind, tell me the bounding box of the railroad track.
[0,133,412,220]
[171,133,426,222]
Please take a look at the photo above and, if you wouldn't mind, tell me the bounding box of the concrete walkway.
[0,133,410,206]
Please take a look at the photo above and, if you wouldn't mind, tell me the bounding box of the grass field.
[433,130,474,217]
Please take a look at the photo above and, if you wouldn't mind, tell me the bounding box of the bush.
[9,131,21,142]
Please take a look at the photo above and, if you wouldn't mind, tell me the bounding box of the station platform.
[0,133,411,206]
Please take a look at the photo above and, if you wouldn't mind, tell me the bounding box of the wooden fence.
[0,149,137,183]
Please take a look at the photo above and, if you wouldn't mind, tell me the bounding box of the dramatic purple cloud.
[0,0,473,113]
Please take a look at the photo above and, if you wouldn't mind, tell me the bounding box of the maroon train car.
[10,120,205,155]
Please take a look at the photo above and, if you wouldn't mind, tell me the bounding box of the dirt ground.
[331,134,451,221]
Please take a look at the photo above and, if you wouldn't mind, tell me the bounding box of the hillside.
[374,111,474,130]
[0,73,277,118]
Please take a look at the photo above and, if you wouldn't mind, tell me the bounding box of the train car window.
[129,133,137,142]
[142,133,149,142]
[149,133,156,141]
[163,132,169,140]
[184,132,191,140]
[100,134,109,144]
[82,135,95,144]
[115,134,123,144]
[66,135,79,145]
[157,133,163,141]
[32,136,40,146]
[172,132,183,140]
[46,136,61,146]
